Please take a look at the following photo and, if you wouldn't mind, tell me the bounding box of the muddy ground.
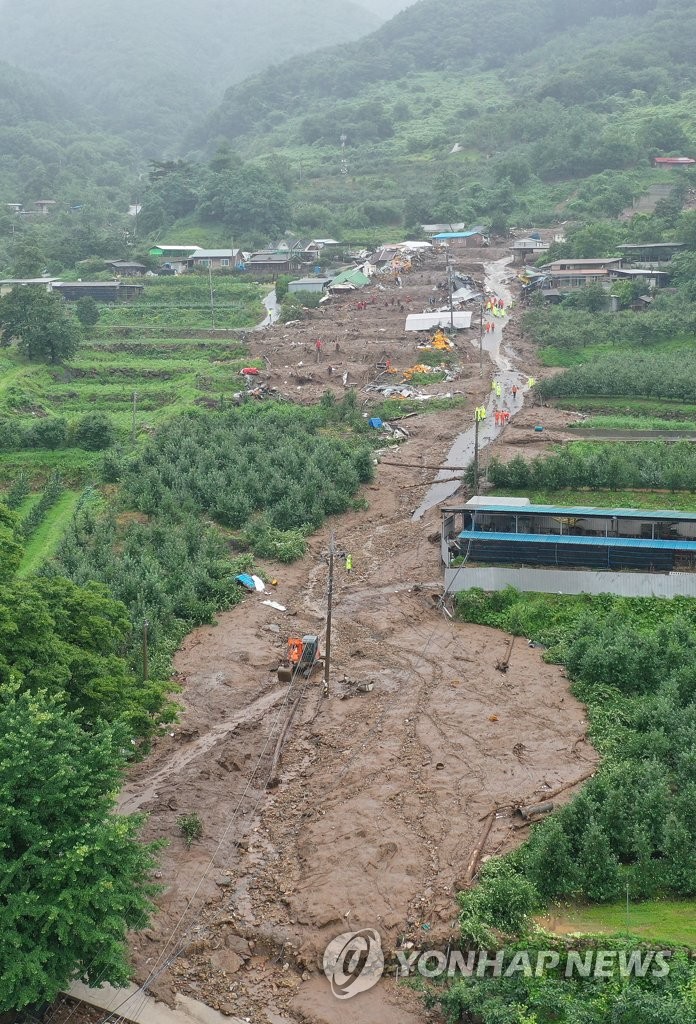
[118,251,598,1024]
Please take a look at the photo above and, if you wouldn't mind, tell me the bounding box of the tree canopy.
[0,683,161,1012]
[0,286,81,363]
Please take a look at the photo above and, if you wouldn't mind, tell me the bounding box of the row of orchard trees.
[444,588,696,1021]
[0,395,374,1011]
[489,442,696,492]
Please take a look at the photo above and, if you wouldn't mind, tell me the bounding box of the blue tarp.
[368,417,384,429]
[235,573,256,591]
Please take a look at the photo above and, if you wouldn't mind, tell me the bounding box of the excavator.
[277,635,321,683]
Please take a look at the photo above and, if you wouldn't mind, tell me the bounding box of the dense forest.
[188,0,696,233]
[4,0,696,249]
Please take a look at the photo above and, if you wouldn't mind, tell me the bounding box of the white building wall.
[445,566,696,599]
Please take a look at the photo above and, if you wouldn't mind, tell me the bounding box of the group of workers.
[495,409,511,425]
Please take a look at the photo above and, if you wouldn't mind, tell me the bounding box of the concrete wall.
[445,566,696,598]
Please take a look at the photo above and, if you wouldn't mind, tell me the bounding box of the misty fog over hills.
[353,0,419,16]
[0,0,382,152]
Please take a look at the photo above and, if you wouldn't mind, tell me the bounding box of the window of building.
[221,258,229,267]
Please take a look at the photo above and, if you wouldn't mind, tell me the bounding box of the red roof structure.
[653,157,696,166]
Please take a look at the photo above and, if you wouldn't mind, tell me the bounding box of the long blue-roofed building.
[441,497,696,598]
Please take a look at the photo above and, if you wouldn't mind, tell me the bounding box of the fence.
[444,566,696,599]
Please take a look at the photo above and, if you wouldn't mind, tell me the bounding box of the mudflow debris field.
[114,253,598,1024]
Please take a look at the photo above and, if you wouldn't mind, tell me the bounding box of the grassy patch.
[18,490,81,576]
[550,397,696,419]
[368,395,467,420]
[569,415,696,431]
[0,450,102,488]
[538,900,696,949]
[538,336,695,369]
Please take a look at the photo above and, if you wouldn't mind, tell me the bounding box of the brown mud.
[120,250,598,1024]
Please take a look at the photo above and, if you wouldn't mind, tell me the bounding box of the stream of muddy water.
[412,257,530,520]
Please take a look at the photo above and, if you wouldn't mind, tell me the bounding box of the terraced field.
[0,277,266,561]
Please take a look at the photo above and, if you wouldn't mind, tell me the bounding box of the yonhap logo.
[323,929,385,999]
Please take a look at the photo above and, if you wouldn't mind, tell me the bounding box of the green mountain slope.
[0,61,136,209]
[0,0,381,154]
[193,0,696,233]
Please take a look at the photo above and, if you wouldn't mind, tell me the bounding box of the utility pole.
[142,619,150,681]
[323,534,335,698]
[208,262,216,328]
[479,301,484,377]
[131,391,138,444]
[447,254,454,330]
[473,413,481,494]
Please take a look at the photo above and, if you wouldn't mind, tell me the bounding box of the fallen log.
[462,809,496,886]
[541,769,595,801]
[519,800,554,820]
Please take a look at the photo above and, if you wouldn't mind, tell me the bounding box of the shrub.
[26,417,68,450]
[73,412,116,450]
[177,813,203,847]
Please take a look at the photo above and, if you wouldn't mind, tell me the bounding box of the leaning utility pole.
[323,535,335,698]
[473,413,481,494]
[447,254,454,329]
[208,263,216,328]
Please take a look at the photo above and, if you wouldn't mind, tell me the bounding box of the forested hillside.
[0,61,137,209]
[192,0,696,233]
[0,0,381,154]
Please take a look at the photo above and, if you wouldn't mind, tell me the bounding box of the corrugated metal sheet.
[467,503,696,523]
[457,531,696,551]
[445,567,696,599]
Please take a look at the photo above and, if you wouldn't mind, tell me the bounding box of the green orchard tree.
[0,286,82,363]
[0,683,163,1012]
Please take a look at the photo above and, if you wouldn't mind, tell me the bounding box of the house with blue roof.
[431,226,488,249]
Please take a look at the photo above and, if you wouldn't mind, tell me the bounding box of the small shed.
[106,260,147,277]
[52,281,144,303]
[0,278,59,298]
[288,277,333,295]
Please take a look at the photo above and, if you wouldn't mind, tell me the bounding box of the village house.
[148,245,201,274]
[509,237,551,264]
[244,252,302,278]
[106,260,147,277]
[652,157,696,168]
[617,242,686,265]
[431,227,488,249]
[0,278,59,298]
[187,249,240,271]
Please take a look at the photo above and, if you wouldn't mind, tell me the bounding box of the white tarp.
[405,312,473,331]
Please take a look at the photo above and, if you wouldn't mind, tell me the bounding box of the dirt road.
[121,251,598,1024]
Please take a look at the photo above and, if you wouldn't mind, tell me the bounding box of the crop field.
[538,900,696,948]
[0,277,268,569]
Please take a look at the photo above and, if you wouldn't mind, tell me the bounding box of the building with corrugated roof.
[441,498,696,597]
